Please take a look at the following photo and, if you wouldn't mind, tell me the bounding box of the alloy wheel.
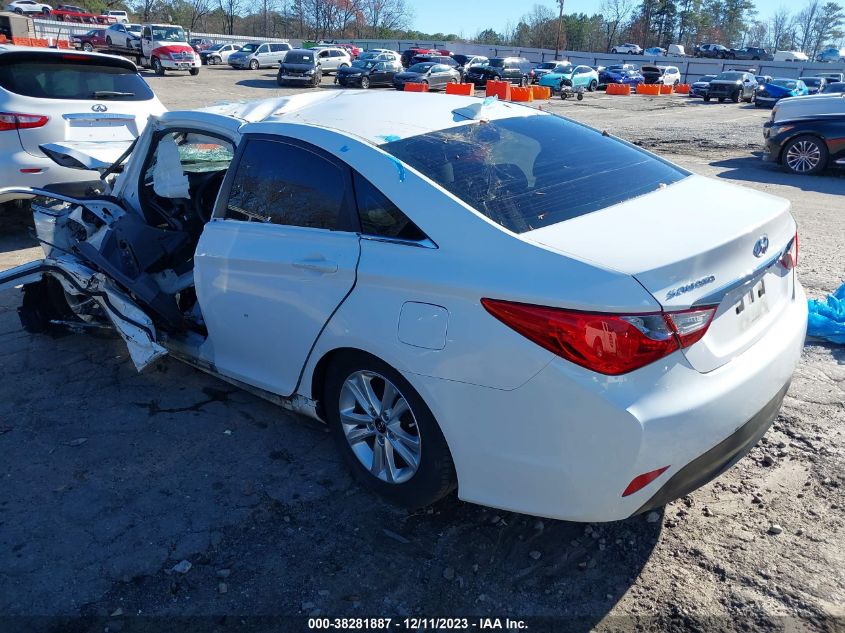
[785,139,822,173]
[339,370,421,485]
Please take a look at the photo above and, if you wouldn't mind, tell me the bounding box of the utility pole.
[554,0,565,60]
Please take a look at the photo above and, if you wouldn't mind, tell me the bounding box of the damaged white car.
[0,92,807,522]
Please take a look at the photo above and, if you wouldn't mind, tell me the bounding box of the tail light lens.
[0,112,49,132]
[781,232,798,270]
[481,299,717,375]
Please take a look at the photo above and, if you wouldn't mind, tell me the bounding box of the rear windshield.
[488,58,505,67]
[801,77,821,86]
[286,52,314,63]
[0,55,154,101]
[382,115,687,234]
[537,62,558,70]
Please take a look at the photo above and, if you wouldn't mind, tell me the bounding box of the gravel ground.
[0,66,843,632]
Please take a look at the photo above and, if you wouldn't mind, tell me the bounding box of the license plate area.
[734,278,769,330]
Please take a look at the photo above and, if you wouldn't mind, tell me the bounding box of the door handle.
[292,259,338,274]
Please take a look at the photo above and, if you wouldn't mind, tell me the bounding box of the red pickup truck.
[52,4,115,23]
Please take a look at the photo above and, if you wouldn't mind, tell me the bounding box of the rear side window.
[353,172,425,241]
[382,115,687,234]
[225,139,346,230]
[0,54,154,101]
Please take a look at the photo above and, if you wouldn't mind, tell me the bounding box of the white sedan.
[5,0,51,13]
[0,92,806,522]
[104,22,141,48]
[612,43,643,55]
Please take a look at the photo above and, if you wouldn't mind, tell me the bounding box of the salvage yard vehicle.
[816,47,845,63]
[392,61,461,90]
[0,46,164,203]
[277,48,322,87]
[754,78,809,108]
[311,46,352,74]
[228,41,291,69]
[727,46,772,61]
[539,64,599,92]
[105,22,141,48]
[705,71,757,103]
[464,56,533,87]
[70,27,106,51]
[6,0,51,14]
[200,42,239,65]
[696,43,730,58]
[611,43,642,55]
[599,66,643,88]
[689,74,716,98]
[0,91,807,522]
[773,50,809,62]
[764,112,845,175]
[140,23,201,75]
[641,64,681,86]
[799,76,828,95]
[336,58,402,89]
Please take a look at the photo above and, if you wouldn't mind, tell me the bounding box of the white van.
[104,10,129,23]
[773,50,809,62]
[667,44,686,57]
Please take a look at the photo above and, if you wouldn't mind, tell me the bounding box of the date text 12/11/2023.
[307,617,528,630]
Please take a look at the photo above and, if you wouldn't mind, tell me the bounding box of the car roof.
[0,44,137,69]
[186,92,541,146]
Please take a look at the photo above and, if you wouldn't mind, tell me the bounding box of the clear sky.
[410,0,779,38]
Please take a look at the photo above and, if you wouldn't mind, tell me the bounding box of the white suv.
[104,9,128,23]
[0,46,165,203]
[611,43,642,55]
[312,46,352,73]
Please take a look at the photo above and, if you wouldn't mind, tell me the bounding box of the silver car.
[228,41,292,69]
[311,46,352,73]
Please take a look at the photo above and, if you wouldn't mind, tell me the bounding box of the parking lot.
[1,65,844,631]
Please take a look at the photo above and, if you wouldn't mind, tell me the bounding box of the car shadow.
[235,75,282,89]
[710,155,845,192]
[0,202,37,255]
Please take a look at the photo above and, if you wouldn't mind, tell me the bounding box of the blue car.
[754,78,809,108]
[599,65,644,87]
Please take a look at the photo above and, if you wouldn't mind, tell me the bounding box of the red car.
[70,28,107,51]
[52,5,114,23]
[338,43,361,58]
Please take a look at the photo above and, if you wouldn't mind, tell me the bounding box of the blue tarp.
[807,283,845,344]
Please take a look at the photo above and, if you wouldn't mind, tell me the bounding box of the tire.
[782,135,829,175]
[323,352,456,508]
[189,67,199,76]
[588,79,597,92]
[105,36,111,45]
[276,74,285,87]
[752,56,760,61]
[41,7,49,14]
[152,57,164,76]
[732,89,741,103]
[249,59,258,70]
[212,56,221,65]
[82,42,93,52]
[13,7,22,13]
[360,76,370,89]
[338,63,349,71]
[717,97,725,103]
[703,96,710,102]
[611,48,618,54]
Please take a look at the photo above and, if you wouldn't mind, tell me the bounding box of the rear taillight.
[0,112,49,132]
[481,299,717,375]
[781,232,798,270]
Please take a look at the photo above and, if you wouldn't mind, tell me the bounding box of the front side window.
[382,115,687,234]
[257,44,269,53]
[225,139,346,230]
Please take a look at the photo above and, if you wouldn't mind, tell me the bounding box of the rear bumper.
[633,381,788,514]
[0,149,100,203]
[408,280,807,522]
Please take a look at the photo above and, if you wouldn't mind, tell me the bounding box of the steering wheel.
[193,171,227,223]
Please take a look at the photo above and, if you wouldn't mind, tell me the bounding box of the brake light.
[781,232,798,270]
[0,112,49,132]
[480,299,717,375]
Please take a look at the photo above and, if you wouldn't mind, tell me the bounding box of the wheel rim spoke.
[339,370,422,485]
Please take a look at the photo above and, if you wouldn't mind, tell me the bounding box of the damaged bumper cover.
[0,257,166,371]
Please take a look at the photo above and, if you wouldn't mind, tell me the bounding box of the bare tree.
[795,0,821,52]
[768,5,793,50]
[218,0,242,34]
[600,0,634,52]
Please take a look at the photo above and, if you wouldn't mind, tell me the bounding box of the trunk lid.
[523,175,797,372]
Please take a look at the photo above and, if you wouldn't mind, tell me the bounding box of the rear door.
[195,136,361,396]
[0,51,163,160]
